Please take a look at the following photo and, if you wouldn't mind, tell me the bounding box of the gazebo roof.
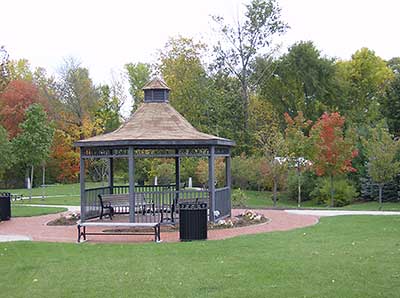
[75,79,234,148]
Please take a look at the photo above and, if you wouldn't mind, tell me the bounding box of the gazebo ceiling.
[75,78,234,148]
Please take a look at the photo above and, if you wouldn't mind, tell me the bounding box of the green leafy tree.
[96,83,123,133]
[362,123,400,207]
[336,48,393,125]
[159,37,212,133]
[256,41,339,122]
[13,104,54,196]
[125,62,151,112]
[284,111,313,207]
[0,125,13,179]
[382,57,400,136]
[212,0,288,129]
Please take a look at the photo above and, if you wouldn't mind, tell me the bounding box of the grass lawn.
[0,216,399,297]
[243,190,400,211]
[3,183,400,211]
[11,205,67,217]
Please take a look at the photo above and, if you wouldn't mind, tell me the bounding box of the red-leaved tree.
[0,80,47,138]
[310,112,358,207]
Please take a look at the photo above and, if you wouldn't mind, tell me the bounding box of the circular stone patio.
[0,209,319,243]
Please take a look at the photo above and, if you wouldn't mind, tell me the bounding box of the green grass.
[11,205,67,217]
[0,216,399,297]
[243,190,400,211]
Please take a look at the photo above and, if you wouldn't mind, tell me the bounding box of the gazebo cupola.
[143,78,170,103]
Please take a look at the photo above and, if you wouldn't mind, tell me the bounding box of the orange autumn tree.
[310,112,358,207]
[0,80,47,138]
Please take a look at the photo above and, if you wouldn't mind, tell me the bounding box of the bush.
[231,188,247,207]
[310,178,358,207]
[287,170,316,202]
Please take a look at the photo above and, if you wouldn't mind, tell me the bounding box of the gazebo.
[75,78,235,225]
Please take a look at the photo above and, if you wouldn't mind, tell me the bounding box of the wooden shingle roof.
[75,102,234,147]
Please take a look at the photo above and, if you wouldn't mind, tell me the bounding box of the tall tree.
[256,41,339,122]
[382,57,400,136]
[56,58,100,139]
[125,62,151,112]
[284,111,313,207]
[336,48,393,125]
[310,112,358,207]
[256,120,288,206]
[13,104,54,195]
[362,123,400,207]
[158,37,213,133]
[212,0,288,129]
[0,80,47,138]
[0,125,13,180]
[0,45,10,92]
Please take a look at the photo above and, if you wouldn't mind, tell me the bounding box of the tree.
[0,125,13,180]
[256,41,339,122]
[125,62,151,112]
[13,104,54,196]
[336,48,393,125]
[0,45,10,92]
[382,57,400,136]
[284,111,313,207]
[212,0,288,129]
[159,37,213,133]
[0,80,47,138]
[96,82,124,133]
[257,123,288,206]
[310,112,358,207]
[362,123,400,207]
[56,58,100,140]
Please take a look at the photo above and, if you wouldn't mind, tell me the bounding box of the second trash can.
[0,193,11,221]
[179,200,207,241]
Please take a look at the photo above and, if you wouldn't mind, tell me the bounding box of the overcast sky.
[2,0,399,85]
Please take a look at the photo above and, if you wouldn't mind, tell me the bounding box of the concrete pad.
[0,235,32,242]
[285,210,400,217]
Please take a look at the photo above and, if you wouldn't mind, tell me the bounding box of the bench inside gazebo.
[75,78,234,238]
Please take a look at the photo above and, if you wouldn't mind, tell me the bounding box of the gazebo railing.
[82,185,209,222]
[215,187,231,220]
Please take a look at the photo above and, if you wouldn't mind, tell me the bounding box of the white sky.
[1,0,399,85]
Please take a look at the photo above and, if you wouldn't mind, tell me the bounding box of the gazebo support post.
[80,147,86,221]
[226,149,231,217]
[128,147,136,223]
[175,149,180,207]
[108,149,114,194]
[208,146,216,222]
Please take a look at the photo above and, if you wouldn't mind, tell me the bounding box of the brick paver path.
[0,209,319,243]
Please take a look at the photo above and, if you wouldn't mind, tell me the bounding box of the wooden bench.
[77,221,161,242]
[98,194,155,219]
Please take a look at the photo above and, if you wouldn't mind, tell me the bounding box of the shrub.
[310,178,358,207]
[231,188,247,207]
[287,170,316,201]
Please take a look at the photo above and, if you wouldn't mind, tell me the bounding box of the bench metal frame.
[77,221,161,243]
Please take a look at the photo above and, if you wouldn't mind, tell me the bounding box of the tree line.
[0,0,399,207]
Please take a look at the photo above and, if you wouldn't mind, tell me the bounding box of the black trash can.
[0,193,11,221]
[179,200,208,241]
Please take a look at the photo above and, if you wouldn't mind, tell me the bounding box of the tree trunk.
[42,163,45,200]
[378,184,384,210]
[273,177,278,207]
[330,175,334,207]
[29,165,34,200]
[297,166,301,208]
[241,78,249,129]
